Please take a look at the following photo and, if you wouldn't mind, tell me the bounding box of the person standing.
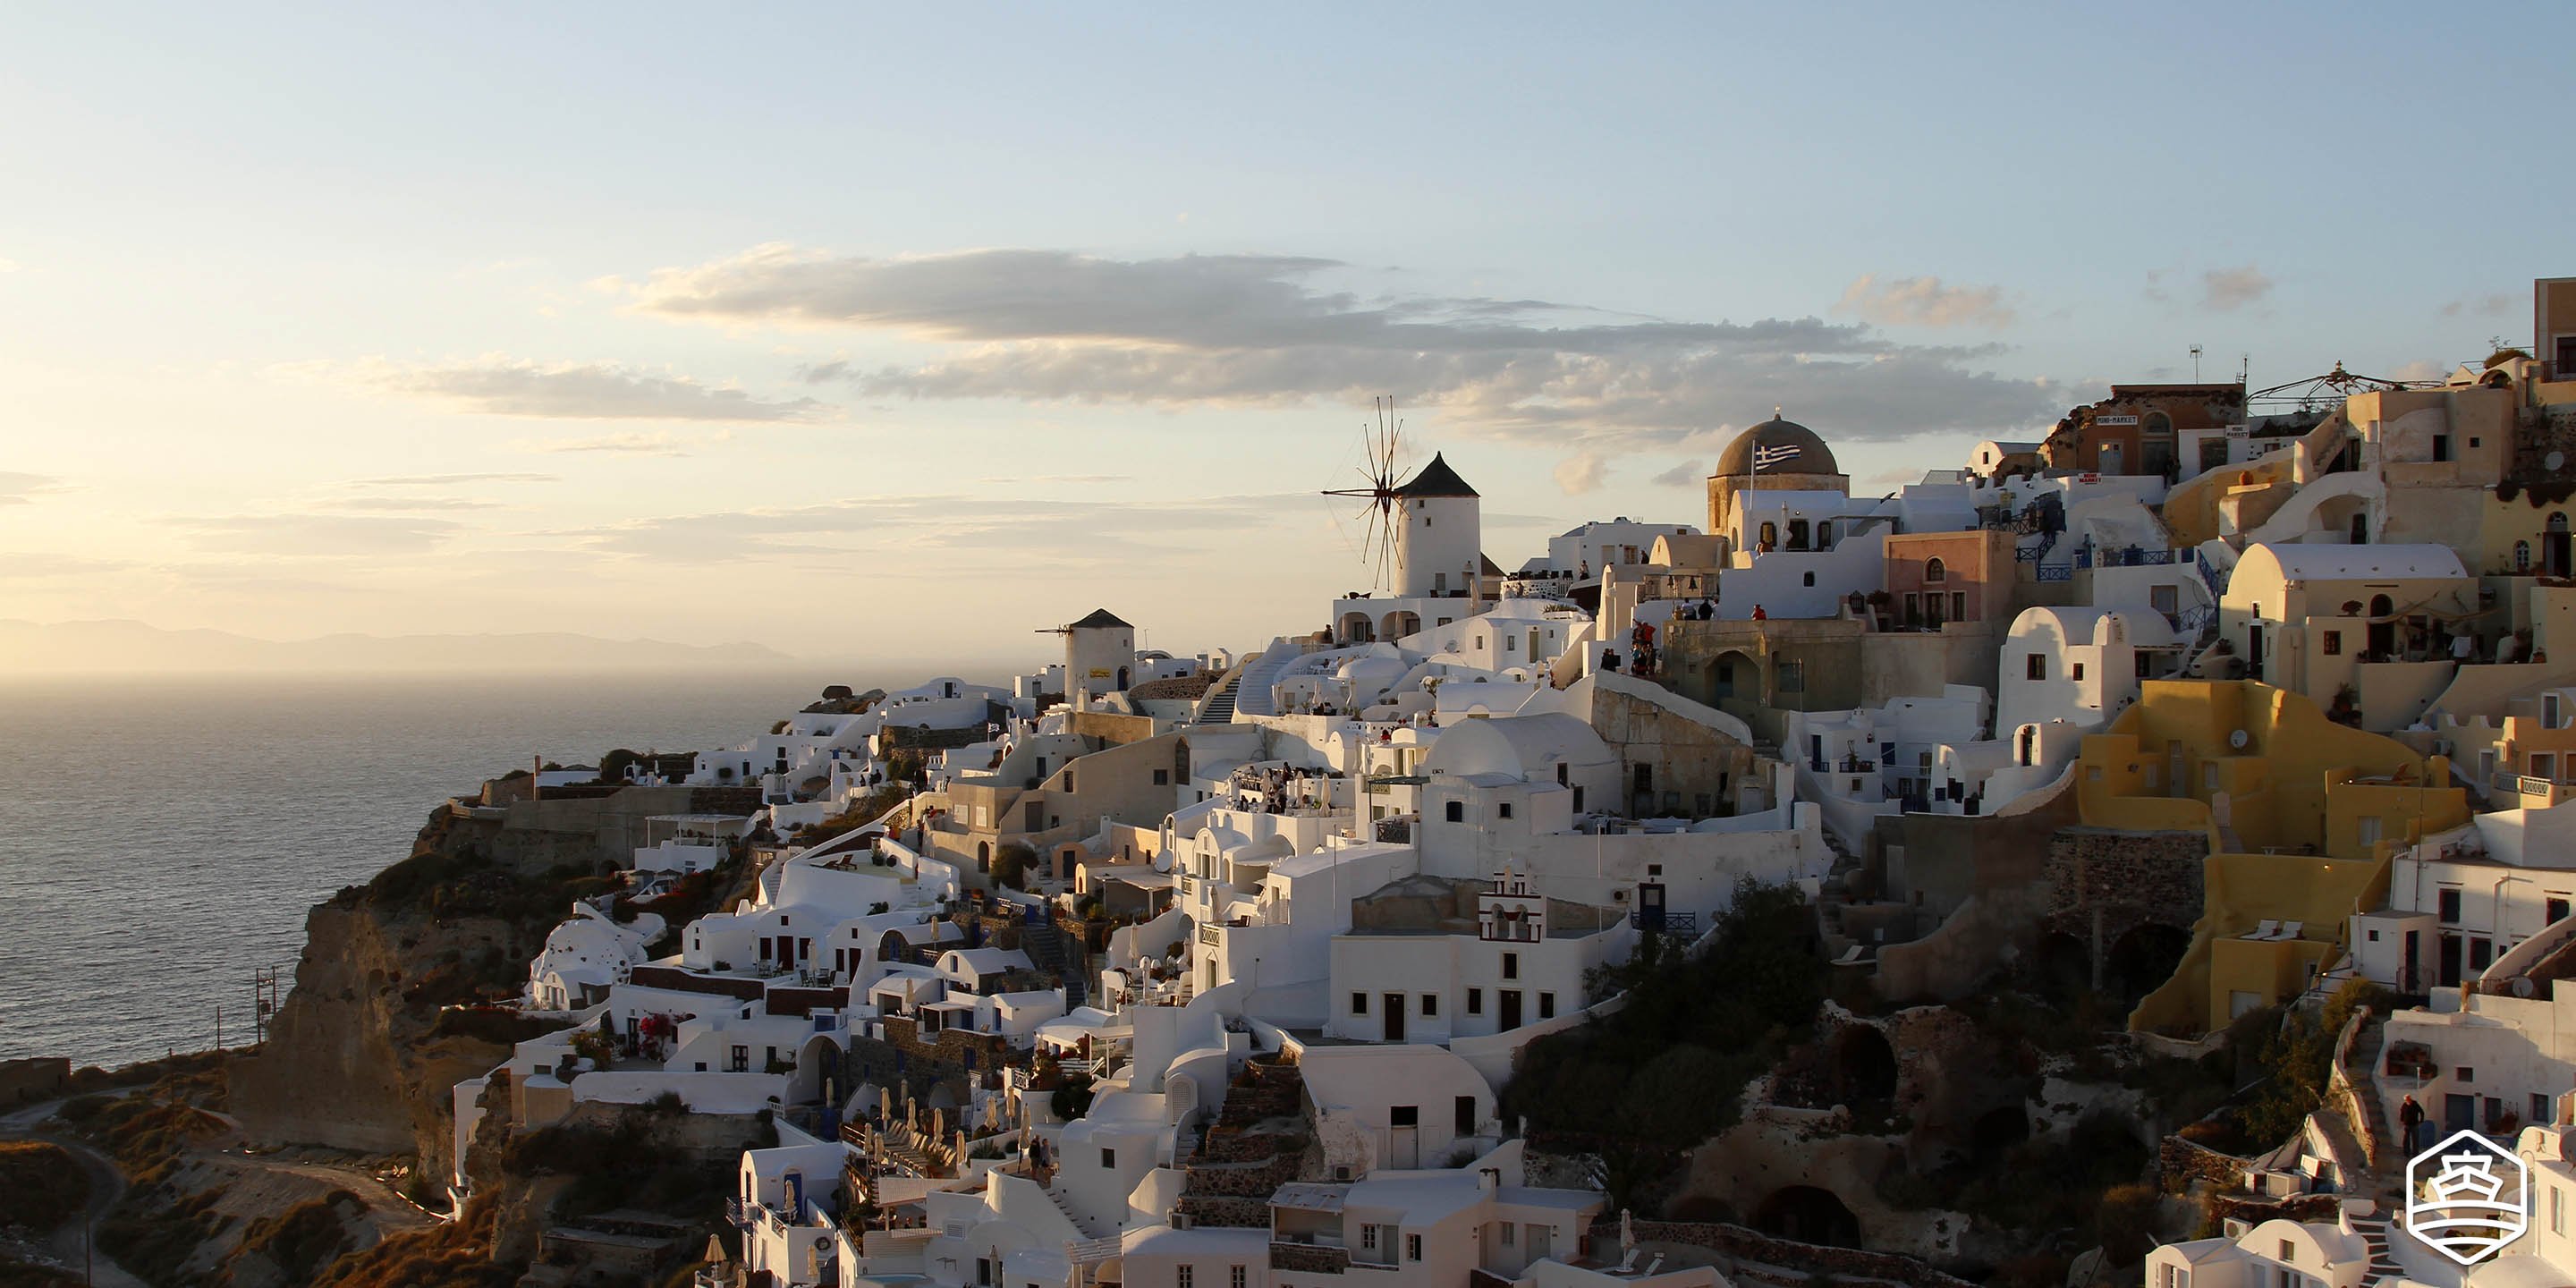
[2400,1094,2426,1152]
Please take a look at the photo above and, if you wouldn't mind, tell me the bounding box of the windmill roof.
[1068,608,1132,630]
[1395,453,1479,498]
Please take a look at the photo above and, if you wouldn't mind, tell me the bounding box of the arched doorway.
[1828,1027,1898,1109]
[1340,613,1375,644]
[2105,923,2191,1004]
[977,841,992,873]
[2368,594,2396,657]
[1115,665,1130,690]
[2550,513,2572,578]
[1752,1186,1860,1248]
[1382,610,1420,640]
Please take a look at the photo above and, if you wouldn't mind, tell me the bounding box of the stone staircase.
[1174,1052,1309,1228]
[1196,669,1244,724]
[2349,1213,2405,1282]
[1021,919,1089,1010]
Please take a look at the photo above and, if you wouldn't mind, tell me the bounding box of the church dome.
[1713,415,1840,479]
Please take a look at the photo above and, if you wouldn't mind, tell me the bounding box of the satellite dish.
[2550,451,2567,471]
[2514,976,2538,998]
[2229,729,2250,750]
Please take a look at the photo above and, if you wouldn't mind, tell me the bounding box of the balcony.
[1271,1240,1352,1274]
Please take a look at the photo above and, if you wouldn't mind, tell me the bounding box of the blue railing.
[2037,564,2073,583]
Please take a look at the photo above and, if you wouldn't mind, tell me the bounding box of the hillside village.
[159,277,2576,1286]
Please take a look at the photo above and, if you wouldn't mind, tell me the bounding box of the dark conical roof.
[1394,453,1479,498]
[1068,608,1131,630]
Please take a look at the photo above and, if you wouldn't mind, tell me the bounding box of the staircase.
[1231,644,1299,719]
[1046,1179,1106,1239]
[1195,668,1244,724]
[2349,1214,2405,1283]
[1021,921,1089,1010]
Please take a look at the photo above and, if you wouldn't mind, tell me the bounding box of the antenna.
[1321,396,1409,592]
[2190,345,2203,381]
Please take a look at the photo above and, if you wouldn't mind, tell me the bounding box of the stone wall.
[0,1056,68,1106]
[2042,827,2207,985]
[2157,1135,2252,1192]
[1602,1218,1977,1288]
[1868,772,2080,1002]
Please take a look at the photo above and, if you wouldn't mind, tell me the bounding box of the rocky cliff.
[227,784,712,1177]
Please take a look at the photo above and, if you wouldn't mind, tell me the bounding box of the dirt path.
[2,1098,150,1288]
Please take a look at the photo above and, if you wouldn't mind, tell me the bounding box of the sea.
[0,670,849,1068]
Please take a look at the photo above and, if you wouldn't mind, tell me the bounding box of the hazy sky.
[4,4,2567,672]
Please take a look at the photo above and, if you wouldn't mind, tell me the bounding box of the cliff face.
[228,785,710,1174]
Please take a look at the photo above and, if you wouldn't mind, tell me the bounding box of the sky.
[3,3,2568,675]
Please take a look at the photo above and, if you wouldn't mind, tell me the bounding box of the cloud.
[1552,452,1606,495]
[564,492,1307,565]
[622,245,2063,447]
[0,472,70,505]
[517,431,699,456]
[1833,274,2013,329]
[2442,292,2516,319]
[2388,359,2449,383]
[0,258,19,274]
[334,496,504,512]
[330,356,828,422]
[2201,266,2273,313]
[1648,460,1705,487]
[174,514,468,556]
[353,472,561,486]
[0,552,133,579]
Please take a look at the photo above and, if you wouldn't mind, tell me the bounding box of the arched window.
[1924,557,1948,584]
[1758,521,1777,549]
[2552,513,2571,535]
[2518,541,2534,572]
[2143,411,2173,436]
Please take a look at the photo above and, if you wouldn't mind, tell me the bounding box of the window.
[1232,1267,1247,1288]
[1392,1105,1418,1127]
[1421,994,1439,1017]
[1925,556,1948,583]
[1498,801,1513,819]
[2279,1238,2295,1261]
[1953,591,1966,621]
[729,1045,750,1072]
[1466,987,1483,1015]
[1407,1234,1422,1262]
[2433,434,2453,462]
[2459,1067,2477,1081]
[1445,801,1464,823]
[2553,898,2572,925]
[1177,1268,1192,1288]
[1539,993,1557,1019]
[1101,1147,1116,1168]
[1501,1223,1516,1246]
[1775,661,1804,693]
[1647,863,1663,877]
[2556,1183,2567,1236]
[1802,571,1815,587]
[1503,953,1520,980]
[2471,937,2494,971]
[1154,768,1170,785]
[1361,1226,1377,1251]
[2072,662,2086,682]
[2322,631,2341,657]
[2438,888,2462,923]
[1457,1095,1478,1134]
[2026,654,2046,681]
[1352,992,1368,1015]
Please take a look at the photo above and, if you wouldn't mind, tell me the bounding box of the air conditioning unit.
[1172,1213,1194,1230]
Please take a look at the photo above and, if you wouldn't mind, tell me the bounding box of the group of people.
[1227,764,1318,815]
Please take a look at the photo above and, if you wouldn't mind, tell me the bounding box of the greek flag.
[1751,442,1802,471]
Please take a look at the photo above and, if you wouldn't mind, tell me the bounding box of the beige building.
[2219,543,2477,731]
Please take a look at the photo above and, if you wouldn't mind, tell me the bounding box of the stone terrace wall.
[2044,827,2207,942]
[1602,1219,1977,1288]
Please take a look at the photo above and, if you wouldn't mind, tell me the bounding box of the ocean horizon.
[0,668,885,1068]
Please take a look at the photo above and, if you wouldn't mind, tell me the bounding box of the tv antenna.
[1322,396,1409,591]
[2190,345,2203,381]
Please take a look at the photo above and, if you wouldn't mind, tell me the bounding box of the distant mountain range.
[0,618,796,674]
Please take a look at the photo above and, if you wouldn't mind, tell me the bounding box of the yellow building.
[2070,680,2469,1035]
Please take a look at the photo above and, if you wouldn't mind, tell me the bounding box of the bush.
[0,1140,91,1232]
